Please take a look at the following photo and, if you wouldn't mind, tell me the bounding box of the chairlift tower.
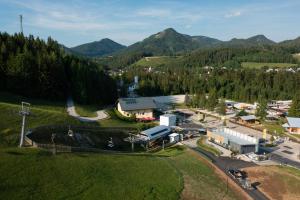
[20,14,23,33]
[19,102,30,147]
[128,133,135,152]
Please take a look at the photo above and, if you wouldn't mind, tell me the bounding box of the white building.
[160,114,176,126]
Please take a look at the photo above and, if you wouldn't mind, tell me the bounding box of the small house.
[238,115,258,124]
[283,117,300,134]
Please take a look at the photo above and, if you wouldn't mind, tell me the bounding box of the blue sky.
[0,0,300,47]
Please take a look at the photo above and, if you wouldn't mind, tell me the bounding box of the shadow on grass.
[5,151,24,156]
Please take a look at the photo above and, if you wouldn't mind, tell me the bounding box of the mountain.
[70,38,126,57]
[222,35,275,47]
[191,36,223,48]
[116,28,277,57]
[278,37,300,53]
[119,28,202,56]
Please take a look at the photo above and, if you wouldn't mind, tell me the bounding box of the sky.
[0,0,300,47]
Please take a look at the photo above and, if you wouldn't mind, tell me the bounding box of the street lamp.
[19,102,30,147]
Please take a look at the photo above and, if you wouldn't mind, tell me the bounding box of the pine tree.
[289,93,300,117]
[217,98,226,115]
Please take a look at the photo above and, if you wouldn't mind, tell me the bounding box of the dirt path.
[243,166,300,200]
[66,98,108,122]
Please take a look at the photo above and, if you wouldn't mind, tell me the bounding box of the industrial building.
[140,125,171,142]
[117,97,157,120]
[207,128,259,154]
[160,114,176,126]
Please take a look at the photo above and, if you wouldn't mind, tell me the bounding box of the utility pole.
[20,14,23,33]
[19,102,30,147]
[129,133,135,152]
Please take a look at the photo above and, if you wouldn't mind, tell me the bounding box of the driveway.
[67,98,108,122]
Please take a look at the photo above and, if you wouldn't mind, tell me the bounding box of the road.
[182,138,269,200]
[66,98,108,122]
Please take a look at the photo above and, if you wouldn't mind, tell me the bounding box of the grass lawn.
[197,136,221,156]
[0,148,182,200]
[241,62,297,69]
[244,165,300,200]
[74,103,99,117]
[0,97,87,147]
[163,147,240,200]
[133,56,183,67]
[262,121,285,135]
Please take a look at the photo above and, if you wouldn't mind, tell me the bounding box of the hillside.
[70,38,126,57]
[222,35,275,47]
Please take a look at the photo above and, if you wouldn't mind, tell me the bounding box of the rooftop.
[118,97,157,111]
[141,125,171,140]
[240,115,256,121]
[286,117,300,128]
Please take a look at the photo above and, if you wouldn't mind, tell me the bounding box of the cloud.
[136,8,171,18]
[225,11,242,18]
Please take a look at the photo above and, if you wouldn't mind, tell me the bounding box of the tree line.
[123,67,300,104]
[0,32,117,105]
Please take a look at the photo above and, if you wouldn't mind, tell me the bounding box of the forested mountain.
[70,38,126,57]
[116,28,278,57]
[278,37,300,53]
[0,32,117,104]
[191,36,222,48]
[222,35,275,47]
[118,28,201,56]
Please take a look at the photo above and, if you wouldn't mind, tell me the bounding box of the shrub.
[113,108,136,122]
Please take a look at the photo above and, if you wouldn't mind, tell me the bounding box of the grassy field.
[262,121,285,135]
[133,56,183,67]
[74,103,100,117]
[241,62,297,69]
[0,93,87,147]
[244,165,300,200]
[0,148,182,200]
[166,148,240,200]
[197,136,221,156]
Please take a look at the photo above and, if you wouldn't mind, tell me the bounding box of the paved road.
[182,138,269,200]
[67,98,108,122]
[261,147,300,169]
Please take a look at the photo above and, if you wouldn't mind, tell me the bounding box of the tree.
[217,98,226,115]
[289,93,300,117]
[206,89,218,111]
[256,100,268,121]
[237,109,248,116]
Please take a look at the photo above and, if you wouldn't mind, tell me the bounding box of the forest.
[122,66,300,103]
[0,32,117,105]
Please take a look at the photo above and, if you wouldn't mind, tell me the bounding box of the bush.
[113,108,136,122]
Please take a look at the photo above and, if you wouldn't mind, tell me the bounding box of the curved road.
[67,98,108,122]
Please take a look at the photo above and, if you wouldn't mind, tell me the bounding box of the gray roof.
[240,115,256,121]
[286,117,300,128]
[118,97,157,111]
[141,125,171,140]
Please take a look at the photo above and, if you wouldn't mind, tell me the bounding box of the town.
[1,1,300,200]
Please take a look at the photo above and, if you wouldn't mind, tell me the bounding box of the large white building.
[117,97,157,120]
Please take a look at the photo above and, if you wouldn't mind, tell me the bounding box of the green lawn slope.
[0,148,181,200]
